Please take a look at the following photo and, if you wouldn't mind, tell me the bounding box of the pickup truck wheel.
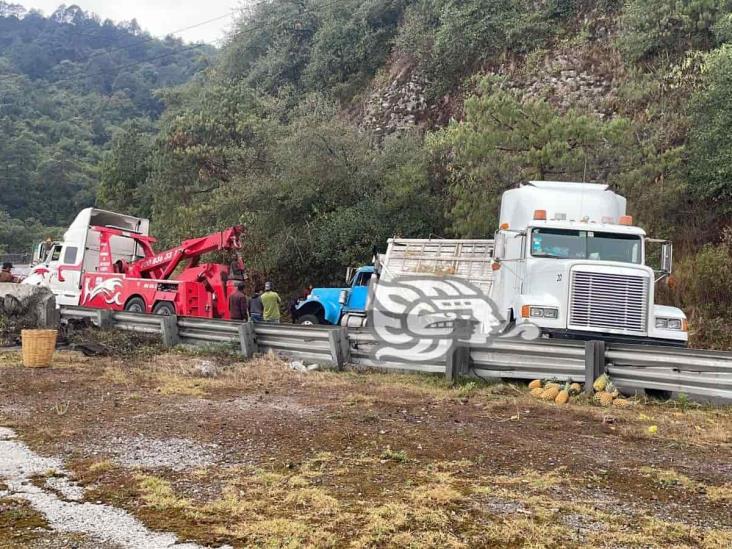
[124,296,146,314]
[153,301,176,316]
[297,314,321,326]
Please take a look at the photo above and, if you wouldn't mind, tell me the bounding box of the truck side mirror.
[661,242,673,274]
[345,267,354,283]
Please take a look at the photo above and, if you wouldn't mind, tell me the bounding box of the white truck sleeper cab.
[492,181,687,347]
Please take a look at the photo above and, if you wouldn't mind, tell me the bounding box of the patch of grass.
[411,482,464,504]
[153,372,206,396]
[284,487,340,515]
[135,474,191,510]
[88,459,115,474]
[704,483,732,502]
[640,466,696,489]
[0,497,50,545]
[101,367,130,385]
[380,447,408,463]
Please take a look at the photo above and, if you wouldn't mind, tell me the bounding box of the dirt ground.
[0,340,730,548]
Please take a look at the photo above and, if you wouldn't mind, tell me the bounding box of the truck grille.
[569,271,648,333]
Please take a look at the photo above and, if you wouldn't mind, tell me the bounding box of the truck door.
[346,271,371,312]
[53,244,83,306]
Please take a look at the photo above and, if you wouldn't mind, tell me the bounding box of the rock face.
[497,46,622,119]
[361,60,429,136]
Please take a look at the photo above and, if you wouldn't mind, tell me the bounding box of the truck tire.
[153,301,176,316]
[124,296,146,314]
[297,314,321,326]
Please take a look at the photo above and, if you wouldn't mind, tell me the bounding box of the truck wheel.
[153,301,176,316]
[297,314,321,326]
[124,296,146,314]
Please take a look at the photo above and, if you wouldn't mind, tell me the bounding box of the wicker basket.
[21,329,58,368]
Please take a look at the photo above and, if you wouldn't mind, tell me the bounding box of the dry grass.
[705,483,732,502]
[135,474,191,510]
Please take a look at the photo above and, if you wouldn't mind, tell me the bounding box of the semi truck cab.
[492,181,687,347]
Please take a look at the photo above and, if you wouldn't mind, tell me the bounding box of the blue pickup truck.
[293,265,376,326]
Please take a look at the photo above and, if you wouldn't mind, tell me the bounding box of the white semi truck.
[491,181,687,346]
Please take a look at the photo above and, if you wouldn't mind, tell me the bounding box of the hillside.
[94,0,732,346]
[0,2,213,250]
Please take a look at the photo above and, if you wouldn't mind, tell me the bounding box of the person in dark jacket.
[228,282,249,321]
[249,288,264,323]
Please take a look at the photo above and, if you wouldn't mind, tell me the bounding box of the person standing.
[0,263,17,283]
[260,281,282,323]
[249,288,264,323]
[228,282,249,321]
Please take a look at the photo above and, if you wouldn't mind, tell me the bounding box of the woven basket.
[21,329,58,368]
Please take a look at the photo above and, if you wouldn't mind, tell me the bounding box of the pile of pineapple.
[528,374,635,408]
[528,379,582,405]
[591,373,633,408]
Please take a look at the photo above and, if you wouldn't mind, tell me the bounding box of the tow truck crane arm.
[92,225,244,280]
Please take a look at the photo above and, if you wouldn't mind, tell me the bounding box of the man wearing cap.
[0,263,17,283]
[260,281,282,323]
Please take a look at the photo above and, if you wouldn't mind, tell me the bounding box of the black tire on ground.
[124,296,146,314]
[645,388,673,401]
[297,314,321,326]
[153,301,176,316]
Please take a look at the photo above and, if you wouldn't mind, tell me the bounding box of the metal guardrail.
[606,344,732,401]
[60,306,349,367]
[59,306,732,402]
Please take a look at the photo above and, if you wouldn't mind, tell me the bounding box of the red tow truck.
[23,208,245,319]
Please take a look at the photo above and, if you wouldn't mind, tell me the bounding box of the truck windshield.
[531,229,642,264]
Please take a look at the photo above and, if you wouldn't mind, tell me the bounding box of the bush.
[618,0,730,62]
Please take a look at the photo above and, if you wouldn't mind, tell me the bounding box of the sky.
[15,1,245,44]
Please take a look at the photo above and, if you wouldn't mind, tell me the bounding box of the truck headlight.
[523,306,559,319]
[656,317,686,331]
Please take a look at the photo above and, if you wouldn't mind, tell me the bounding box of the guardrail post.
[328,328,349,370]
[96,309,113,329]
[445,343,470,384]
[161,315,180,348]
[239,322,257,358]
[584,340,605,395]
[338,327,350,368]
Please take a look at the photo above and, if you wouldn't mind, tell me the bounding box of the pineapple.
[613,398,633,408]
[528,379,543,390]
[530,387,544,398]
[541,385,561,401]
[569,382,582,396]
[593,374,609,392]
[555,383,570,405]
[598,391,614,407]
[544,382,561,390]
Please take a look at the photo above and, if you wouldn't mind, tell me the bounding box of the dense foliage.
[0,2,212,251]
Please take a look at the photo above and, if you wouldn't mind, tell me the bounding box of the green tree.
[618,0,731,62]
[428,77,636,236]
[687,44,732,215]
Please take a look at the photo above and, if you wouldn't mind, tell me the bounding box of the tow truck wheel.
[153,301,176,316]
[124,297,146,314]
[297,314,320,326]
